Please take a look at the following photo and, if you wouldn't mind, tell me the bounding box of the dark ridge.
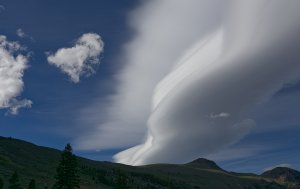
[262,167,300,184]
[185,158,223,170]
[0,136,294,189]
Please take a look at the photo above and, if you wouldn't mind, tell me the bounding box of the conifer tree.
[53,143,80,189]
[27,179,36,189]
[115,170,129,189]
[0,177,4,189]
[8,171,22,189]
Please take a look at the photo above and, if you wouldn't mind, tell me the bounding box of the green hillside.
[0,136,296,189]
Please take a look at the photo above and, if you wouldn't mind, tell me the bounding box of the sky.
[1,0,300,174]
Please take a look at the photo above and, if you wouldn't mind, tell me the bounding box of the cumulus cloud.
[114,0,300,165]
[47,33,104,83]
[0,35,32,114]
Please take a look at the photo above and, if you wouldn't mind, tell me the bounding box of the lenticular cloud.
[115,0,300,165]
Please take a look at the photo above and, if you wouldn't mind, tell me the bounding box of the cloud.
[16,29,34,41]
[73,0,300,166]
[264,164,292,172]
[16,29,26,38]
[210,112,230,119]
[114,0,300,165]
[75,0,228,150]
[0,35,32,114]
[205,145,266,162]
[47,33,104,83]
[0,5,5,13]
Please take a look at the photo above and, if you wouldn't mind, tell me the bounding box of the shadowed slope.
[0,136,292,189]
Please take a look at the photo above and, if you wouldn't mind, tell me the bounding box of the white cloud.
[16,29,26,38]
[75,0,227,150]
[74,0,300,166]
[0,35,32,114]
[47,33,104,83]
[210,112,231,119]
[114,0,300,165]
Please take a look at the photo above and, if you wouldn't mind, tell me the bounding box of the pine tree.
[8,171,22,189]
[27,179,36,189]
[0,177,4,189]
[115,170,129,189]
[53,143,80,189]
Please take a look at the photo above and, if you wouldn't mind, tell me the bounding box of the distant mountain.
[185,158,223,170]
[262,167,300,188]
[0,136,297,189]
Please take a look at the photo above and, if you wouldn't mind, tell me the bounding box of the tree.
[8,171,22,189]
[27,179,36,189]
[115,170,129,189]
[53,143,80,189]
[0,177,4,189]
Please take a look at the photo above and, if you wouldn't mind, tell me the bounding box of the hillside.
[0,136,297,189]
[262,167,300,188]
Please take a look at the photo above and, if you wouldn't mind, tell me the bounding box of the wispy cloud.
[47,33,104,83]
[0,5,5,13]
[205,145,266,162]
[16,29,26,38]
[210,112,231,119]
[0,35,32,114]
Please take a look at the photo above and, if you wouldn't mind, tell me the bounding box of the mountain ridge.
[0,136,298,189]
[185,158,223,170]
[262,167,300,188]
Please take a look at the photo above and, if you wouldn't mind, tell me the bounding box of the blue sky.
[1,0,300,174]
[0,0,139,157]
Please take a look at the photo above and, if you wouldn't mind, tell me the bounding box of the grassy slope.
[0,136,288,189]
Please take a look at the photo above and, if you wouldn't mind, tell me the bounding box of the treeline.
[0,172,36,189]
[0,144,79,189]
[0,144,136,189]
[81,165,193,189]
[0,142,283,189]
